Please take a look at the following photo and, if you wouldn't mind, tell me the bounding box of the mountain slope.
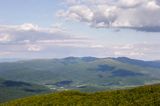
[0,57,160,92]
[113,57,160,68]
[1,84,160,106]
[0,78,50,103]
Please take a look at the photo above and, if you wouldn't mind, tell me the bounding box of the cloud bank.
[0,23,105,58]
[58,0,160,32]
[0,23,160,60]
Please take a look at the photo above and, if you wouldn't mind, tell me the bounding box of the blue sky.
[0,0,160,60]
[0,0,61,26]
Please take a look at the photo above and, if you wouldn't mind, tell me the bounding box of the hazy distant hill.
[1,84,160,106]
[0,58,24,63]
[0,78,50,103]
[0,57,160,92]
[113,57,160,68]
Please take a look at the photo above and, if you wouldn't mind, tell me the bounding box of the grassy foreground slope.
[1,84,160,106]
[0,78,50,103]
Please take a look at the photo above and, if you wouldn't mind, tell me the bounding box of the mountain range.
[0,57,160,92]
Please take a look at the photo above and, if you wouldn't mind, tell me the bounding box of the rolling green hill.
[1,84,160,106]
[0,78,50,103]
[0,57,160,92]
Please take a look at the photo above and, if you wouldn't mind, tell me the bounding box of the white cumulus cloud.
[59,0,160,32]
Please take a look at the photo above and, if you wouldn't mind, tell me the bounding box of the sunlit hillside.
[1,84,160,106]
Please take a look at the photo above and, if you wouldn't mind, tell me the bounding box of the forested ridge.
[1,84,160,106]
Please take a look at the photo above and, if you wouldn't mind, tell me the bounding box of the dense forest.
[1,84,160,106]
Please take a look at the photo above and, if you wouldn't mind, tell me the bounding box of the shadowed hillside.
[0,78,50,103]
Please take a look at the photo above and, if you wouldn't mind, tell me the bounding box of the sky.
[0,0,160,60]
